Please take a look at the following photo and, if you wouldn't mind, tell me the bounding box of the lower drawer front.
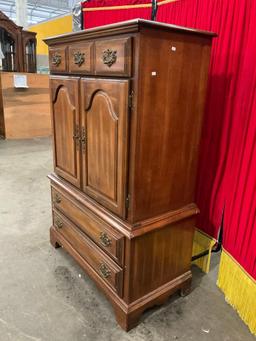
[53,210,123,297]
[51,187,124,266]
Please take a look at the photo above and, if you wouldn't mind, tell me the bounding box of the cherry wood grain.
[95,37,132,76]
[127,218,195,302]
[52,210,123,296]
[50,223,192,331]
[80,78,129,218]
[50,172,199,239]
[49,46,67,73]
[46,19,215,331]
[128,27,212,222]
[68,42,94,74]
[50,76,81,188]
[52,187,124,266]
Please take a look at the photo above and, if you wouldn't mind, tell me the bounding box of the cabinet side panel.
[128,218,195,302]
[0,75,5,138]
[129,28,212,222]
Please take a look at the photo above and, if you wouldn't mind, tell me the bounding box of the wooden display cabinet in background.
[0,11,37,73]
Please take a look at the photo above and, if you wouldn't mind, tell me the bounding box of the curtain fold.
[83,0,152,7]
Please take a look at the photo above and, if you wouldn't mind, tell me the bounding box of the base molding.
[50,226,192,331]
[116,272,191,331]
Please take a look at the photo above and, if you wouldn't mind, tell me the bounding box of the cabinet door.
[80,78,129,218]
[50,76,81,188]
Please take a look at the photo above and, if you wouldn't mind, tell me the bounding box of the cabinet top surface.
[44,18,217,45]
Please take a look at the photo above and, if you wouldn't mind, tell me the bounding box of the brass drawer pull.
[102,49,117,67]
[52,52,61,67]
[55,218,63,229]
[99,232,112,247]
[74,51,85,67]
[54,193,62,204]
[99,263,111,279]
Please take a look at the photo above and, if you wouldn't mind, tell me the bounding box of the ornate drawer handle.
[55,218,63,229]
[102,49,117,67]
[52,52,61,67]
[74,51,85,67]
[99,263,111,279]
[54,193,62,204]
[99,232,112,247]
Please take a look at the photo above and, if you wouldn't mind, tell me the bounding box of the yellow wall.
[28,14,72,55]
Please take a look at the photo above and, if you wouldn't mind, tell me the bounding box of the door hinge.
[128,90,134,109]
[125,194,131,209]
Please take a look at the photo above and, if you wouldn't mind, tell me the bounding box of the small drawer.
[49,47,67,72]
[95,37,132,76]
[69,42,93,74]
[53,210,123,296]
[51,187,124,266]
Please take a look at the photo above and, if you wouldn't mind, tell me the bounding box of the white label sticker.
[151,71,157,76]
[13,74,28,88]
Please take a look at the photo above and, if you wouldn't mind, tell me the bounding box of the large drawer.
[51,187,124,266]
[53,210,123,297]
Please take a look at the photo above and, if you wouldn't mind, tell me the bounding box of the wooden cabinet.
[0,11,37,73]
[45,19,216,331]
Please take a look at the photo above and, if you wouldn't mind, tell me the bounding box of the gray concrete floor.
[0,137,255,341]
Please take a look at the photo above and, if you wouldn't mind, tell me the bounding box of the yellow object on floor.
[192,228,216,273]
[217,249,256,335]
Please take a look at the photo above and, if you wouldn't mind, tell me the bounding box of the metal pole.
[151,0,158,21]
[16,0,28,28]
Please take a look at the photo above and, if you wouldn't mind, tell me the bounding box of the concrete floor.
[0,137,255,341]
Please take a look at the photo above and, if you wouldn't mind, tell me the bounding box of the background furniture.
[45,19,214,331]
[0,11,37,73]
[0,72,51,139]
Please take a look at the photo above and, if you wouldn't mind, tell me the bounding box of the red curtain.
[82,0,151,28]
[82,0,256,280]
[158,0,256,280]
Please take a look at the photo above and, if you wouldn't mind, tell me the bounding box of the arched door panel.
[81,78,129,218]
[50,77,81,188]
